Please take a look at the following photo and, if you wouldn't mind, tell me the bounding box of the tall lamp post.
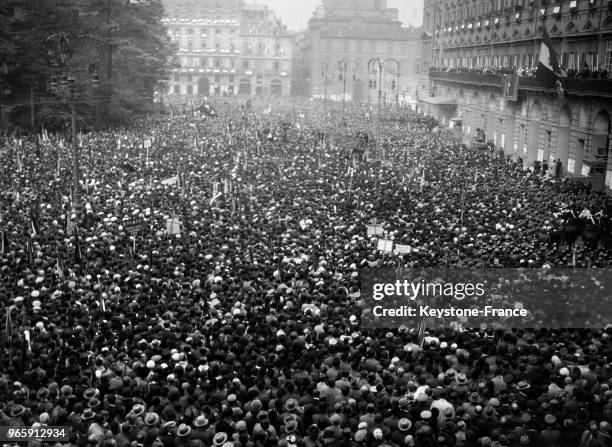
[45,33,99,222]
[321,61,331,108]
[337,60,357,115]
[368,58,400,161]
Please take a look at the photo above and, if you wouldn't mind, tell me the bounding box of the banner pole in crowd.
[460,187,465,227]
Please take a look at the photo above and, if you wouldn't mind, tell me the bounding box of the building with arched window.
[297,0,422,105]
[161,0,293,99]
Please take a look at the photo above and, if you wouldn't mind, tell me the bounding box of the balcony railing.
[428,69,503,87]
[428,69,612,97]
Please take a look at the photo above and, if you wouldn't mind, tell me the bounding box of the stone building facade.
[238,4,293,97]
[161,0,292,98]
[301,0,421,105]
[418,0,612,191]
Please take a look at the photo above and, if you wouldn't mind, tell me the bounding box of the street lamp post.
[368,58,400,161]
[337,60,357,115]
[45,33,100,223]
[321,61,330,108]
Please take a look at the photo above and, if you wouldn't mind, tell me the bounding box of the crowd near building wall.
[418,0,612,191]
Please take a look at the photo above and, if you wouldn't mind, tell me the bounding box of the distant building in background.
[239,3,293,96]
[418,0,612,192]
[298,0,422,106]
[161,0,292,99]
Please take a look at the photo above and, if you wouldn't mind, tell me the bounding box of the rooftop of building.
[319,24,422,40]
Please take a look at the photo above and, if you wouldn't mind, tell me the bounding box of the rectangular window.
[215,58,221,68]
[243,60,249,70]
[174,85,180,94]
[605,40,612,73]
[200,57,207,67]
[187,85,193,94]
[274,61,280,71]
[187,28,193,35]
[229,74,235,83]
[214,74,220,83]
[201,40,207,49]
[188,40,193,50]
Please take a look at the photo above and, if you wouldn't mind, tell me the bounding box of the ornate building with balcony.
[419,0,612,191]
[300,0,421,105]
[161,0,292,98]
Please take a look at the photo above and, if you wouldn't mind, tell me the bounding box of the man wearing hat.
[539,413,561,446]
[191,415,212,444]
[175,424,193,446]
[390,418,413,445]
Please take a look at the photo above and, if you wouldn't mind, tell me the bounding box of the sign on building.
[581,164,591,177]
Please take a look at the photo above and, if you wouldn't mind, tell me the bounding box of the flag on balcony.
[503,74,519,101]
[537,26,566,99]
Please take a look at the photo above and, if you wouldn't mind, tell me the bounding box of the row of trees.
[0,0,176,131]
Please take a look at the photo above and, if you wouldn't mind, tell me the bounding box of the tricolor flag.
[56,258,64,279]
[5,307,13,341]
[537,26,566,98]
[26,237,34,265]
[503,73,519,101]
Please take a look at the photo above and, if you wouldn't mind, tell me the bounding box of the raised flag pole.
[460,187,465,227]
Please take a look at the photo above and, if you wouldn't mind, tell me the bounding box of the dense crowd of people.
[1,98,612,447]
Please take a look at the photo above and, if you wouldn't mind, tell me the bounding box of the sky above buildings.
[250,0,424,32]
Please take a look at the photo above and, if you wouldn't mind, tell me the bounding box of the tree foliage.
[0,0,176,130]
